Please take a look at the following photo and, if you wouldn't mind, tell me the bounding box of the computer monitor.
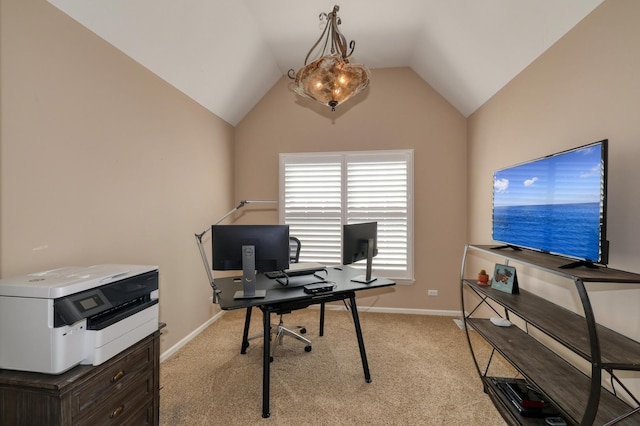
[212,224,290,299]
[342,222,378,284]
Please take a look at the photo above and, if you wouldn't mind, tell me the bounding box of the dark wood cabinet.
[0,330,160,425]
[461,245,640,425]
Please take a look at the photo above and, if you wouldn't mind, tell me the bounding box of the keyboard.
[264,262,326,279]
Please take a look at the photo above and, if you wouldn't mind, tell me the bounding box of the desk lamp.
[195,200,277,303]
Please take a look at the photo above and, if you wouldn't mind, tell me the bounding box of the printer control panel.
[55,290,112,326]
[53,270,158,327]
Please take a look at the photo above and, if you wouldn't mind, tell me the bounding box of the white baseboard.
[316,303,462,317]
[160,306,462,362]
[160,310,224,363]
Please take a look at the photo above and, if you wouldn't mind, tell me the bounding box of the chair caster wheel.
[269,356,274,362]
[300,328,307,334]
[305,345,312,352]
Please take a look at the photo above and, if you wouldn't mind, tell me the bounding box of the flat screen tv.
[492,139,608,268]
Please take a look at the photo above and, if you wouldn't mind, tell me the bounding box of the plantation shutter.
[281,155,343,266]
[280,150,413,281]
[346,154,410,275]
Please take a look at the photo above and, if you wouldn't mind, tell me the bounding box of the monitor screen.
[492,139,608,267]
[212,224,290,272]
[342,222,378,283]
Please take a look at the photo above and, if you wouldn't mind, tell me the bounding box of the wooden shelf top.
[464,280,640,367]
[468,245,640,283]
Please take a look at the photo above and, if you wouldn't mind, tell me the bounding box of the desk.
[215,266,395,418]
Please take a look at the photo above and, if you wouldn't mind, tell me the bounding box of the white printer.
[0,264,159,374]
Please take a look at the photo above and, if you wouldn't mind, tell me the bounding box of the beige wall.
[5,0,636,360]
[235,68,467,312]
[468,0,640,359]
[0,0,234,352]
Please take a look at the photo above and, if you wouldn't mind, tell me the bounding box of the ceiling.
[48,0,604,126]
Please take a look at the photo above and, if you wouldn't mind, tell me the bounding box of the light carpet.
[159,307,513,425]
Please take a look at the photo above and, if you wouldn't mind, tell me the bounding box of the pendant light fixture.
[289,5,370,111]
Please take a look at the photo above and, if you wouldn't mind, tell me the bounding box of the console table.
[461,244,640,425]
[0,329,161,425]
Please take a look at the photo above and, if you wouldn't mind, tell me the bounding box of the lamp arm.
[194,200,277,303]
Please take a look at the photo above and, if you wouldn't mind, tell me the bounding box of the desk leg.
[319,302,325,337]
[348,293,371,383]
[241,307,252,354]
[262,307,271,418]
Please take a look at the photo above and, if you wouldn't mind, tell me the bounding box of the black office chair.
[289,236,301,265]
[270,236,312,359]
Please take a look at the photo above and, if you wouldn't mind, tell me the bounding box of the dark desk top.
[214,266,395,310]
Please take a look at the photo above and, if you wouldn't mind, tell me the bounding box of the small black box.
[303,282,334,294]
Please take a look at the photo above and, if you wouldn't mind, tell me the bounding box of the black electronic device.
[342,221,378,284]
[303,282,335,294]
[492,377,557,418]
[212,224,289,299]
[492,139,609,268]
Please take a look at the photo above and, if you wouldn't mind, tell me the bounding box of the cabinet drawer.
[72,339,154,416]
[74,370,154,425]
[120,400,155,426]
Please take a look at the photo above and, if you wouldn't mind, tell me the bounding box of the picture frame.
[491,264,519,294]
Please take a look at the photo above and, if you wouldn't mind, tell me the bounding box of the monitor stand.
[351,238,378,284]
[234,245,266,299]
[559,260,599,269]
[491,244,522,251]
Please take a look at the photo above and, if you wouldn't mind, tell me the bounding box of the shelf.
[469,245,640,284]
[468,318,635,425]
[465,280,640,369]
[462,244,640,426]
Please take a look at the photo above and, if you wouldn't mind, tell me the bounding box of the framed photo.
[491,264,519,294]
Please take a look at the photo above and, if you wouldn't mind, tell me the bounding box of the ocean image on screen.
[492,143,604,262]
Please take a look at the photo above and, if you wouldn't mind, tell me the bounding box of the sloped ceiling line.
[48,0,604,126]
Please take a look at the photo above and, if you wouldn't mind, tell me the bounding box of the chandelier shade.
[289,5,370,111]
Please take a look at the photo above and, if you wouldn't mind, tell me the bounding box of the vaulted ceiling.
[48,0,604,126]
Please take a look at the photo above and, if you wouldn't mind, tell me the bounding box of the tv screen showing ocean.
[493,202,602,261]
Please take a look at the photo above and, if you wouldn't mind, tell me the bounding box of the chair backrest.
[289,237,301,264]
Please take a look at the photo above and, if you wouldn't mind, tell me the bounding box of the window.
[279,150,413,281]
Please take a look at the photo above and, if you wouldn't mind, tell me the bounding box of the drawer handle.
[110,405,125,419]
[111,370,126,383]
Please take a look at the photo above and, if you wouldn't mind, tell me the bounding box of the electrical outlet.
[428,289,438,296]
